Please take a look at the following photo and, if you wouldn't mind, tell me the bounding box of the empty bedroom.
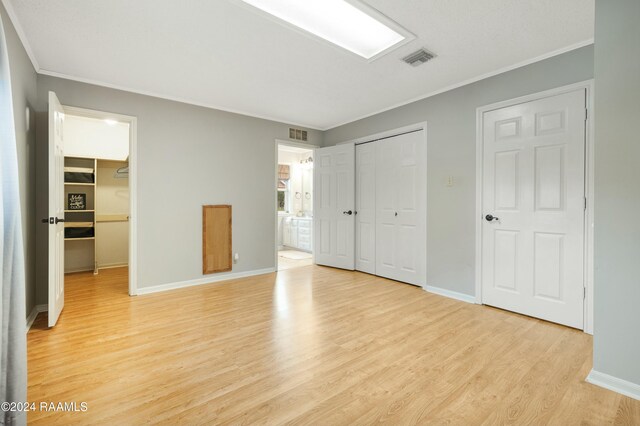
[0,0,639,425]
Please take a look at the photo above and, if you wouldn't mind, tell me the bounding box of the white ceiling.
[4,0,594,130]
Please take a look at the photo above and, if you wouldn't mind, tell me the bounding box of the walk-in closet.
[63,113,130,274]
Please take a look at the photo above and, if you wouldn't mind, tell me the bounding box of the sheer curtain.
[0,14,27,426]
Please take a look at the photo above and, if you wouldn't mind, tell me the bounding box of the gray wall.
[0,3,37,316]
[324,46,594,297]
[34,75,321,300]
[593,0,640,385]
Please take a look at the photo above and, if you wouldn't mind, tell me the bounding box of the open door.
[313,143,355,270]
[47,91,65,327]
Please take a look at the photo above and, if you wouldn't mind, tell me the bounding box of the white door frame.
[475,80,594,334]
[273,139,317,271]
[339,121,428,288]
[62,105,139,296]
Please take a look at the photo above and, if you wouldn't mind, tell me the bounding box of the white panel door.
[48,91,66,327]
[375,131,426,286]
[313,143,355,270]
[355,143,376,274]
[481,89,586,329]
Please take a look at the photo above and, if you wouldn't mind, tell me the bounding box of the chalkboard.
[67,193,86,210]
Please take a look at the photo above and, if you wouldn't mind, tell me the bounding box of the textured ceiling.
[4,0,594,129]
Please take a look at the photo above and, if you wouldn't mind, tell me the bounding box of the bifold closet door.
[375,131,426,286]
[355,143,376,274]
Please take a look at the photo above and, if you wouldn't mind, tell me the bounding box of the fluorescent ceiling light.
[240,0,408,59]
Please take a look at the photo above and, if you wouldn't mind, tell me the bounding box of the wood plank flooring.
[27,266,640,425]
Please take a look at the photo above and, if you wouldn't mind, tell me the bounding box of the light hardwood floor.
[28,266,640,425]
[278,256,313,271]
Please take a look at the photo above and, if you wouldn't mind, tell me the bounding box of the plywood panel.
[203,205,232,274]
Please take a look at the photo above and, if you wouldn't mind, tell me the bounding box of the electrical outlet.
[234,253,239,264]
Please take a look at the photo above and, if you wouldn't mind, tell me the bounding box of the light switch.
[447,176,455,187]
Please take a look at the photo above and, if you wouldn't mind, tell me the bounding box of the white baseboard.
[64,267,94,274]
[586,369,640,401]
[424,285,476,304]
[136,267,277,295]
[98,263,128,270]
[26,304,48,332]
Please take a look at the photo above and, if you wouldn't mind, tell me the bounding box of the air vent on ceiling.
[289,128,308,142]
[402,48,435,67]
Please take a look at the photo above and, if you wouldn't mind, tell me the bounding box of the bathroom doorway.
[276,142,314,270]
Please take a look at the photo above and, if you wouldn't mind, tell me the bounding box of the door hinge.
[585,108,588,121]
[583,287,586,300]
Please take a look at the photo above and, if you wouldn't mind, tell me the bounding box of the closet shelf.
[64,237,95,241]
[64,182,95,186]
[65,209,95,213]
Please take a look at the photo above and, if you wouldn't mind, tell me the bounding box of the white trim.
[63,267,95,274]
[26,307,38,331]
[0,0,39,71]
[38,68,322,131]
[275,139,319,150]
[587,370,640,401]
[424,285,475,304]
[328,39,594,130]
[584,83,595,335]
[274,139,318,271]
[338,121,428,146]
[97,263,128,270]
[61,105,139,296]
[0,0,592,132]
[136,267,276,295]
[474,80,595,333]
[26,304,48,332]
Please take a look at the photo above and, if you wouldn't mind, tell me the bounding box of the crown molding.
[1,0,39,71]
[1,0,594,132]
[326,38,594,130]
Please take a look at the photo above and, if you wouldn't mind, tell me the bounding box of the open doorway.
[276,142,314,270]
[63,113,130,283]
[46,91,137,327]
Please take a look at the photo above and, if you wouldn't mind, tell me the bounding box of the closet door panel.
[375,138,399,279]
[397,131,426,285]
[375,131,426,286]
[356,143,376,274]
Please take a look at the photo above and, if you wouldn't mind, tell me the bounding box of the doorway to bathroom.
[276,142,314,271]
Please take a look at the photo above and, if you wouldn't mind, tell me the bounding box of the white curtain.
[0,14,27,426]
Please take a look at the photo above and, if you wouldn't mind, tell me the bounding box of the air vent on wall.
[402,48,435,67]
[289,128,308,142]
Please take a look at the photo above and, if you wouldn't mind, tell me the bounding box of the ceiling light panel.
[239,0,412,59]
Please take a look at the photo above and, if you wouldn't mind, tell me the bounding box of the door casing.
[273,139,318,270]
[61,105,139,296]
[475,80,595,334]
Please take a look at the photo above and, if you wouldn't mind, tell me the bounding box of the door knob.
[55,217,65,224]
[485,214,499,222]
[343,210,353,215]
